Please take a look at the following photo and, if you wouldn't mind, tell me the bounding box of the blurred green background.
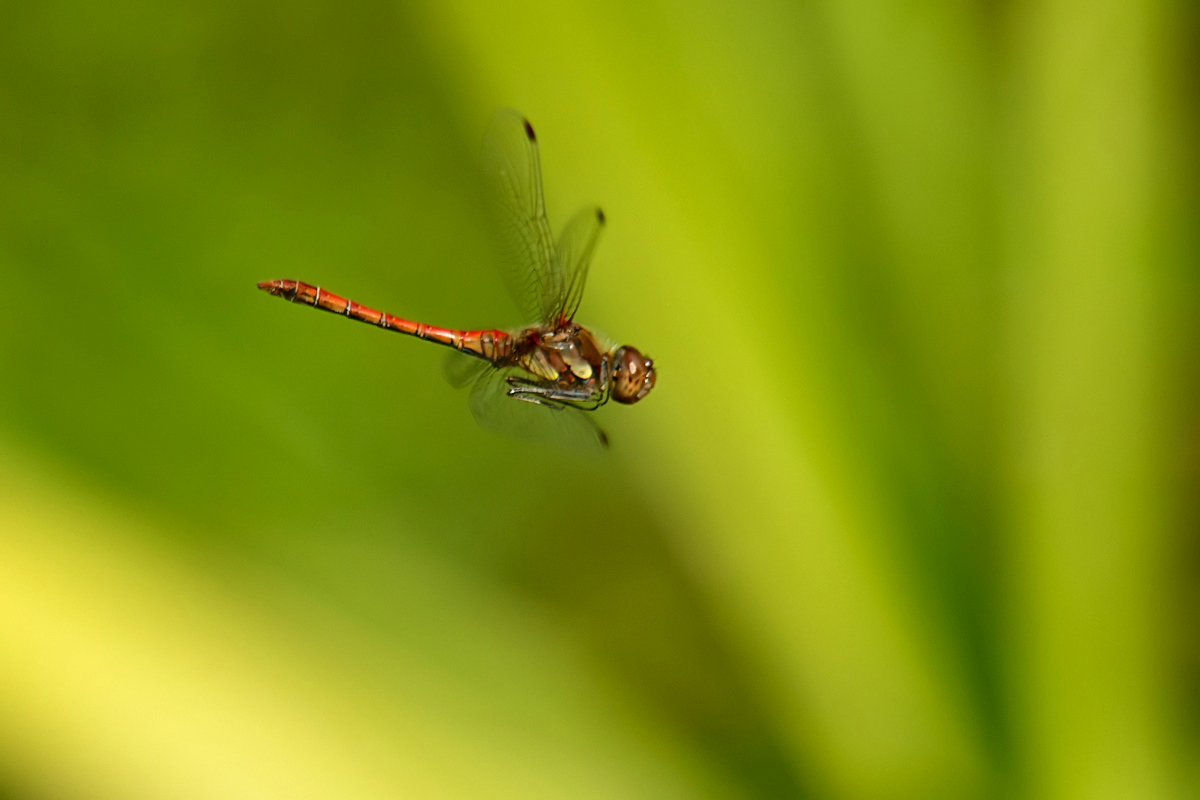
[1,0,1197,798]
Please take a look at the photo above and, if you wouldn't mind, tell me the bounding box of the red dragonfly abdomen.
[258,279,511,362]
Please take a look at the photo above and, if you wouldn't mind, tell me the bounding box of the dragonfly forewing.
[481,108,561,325]
[552,205,605,324]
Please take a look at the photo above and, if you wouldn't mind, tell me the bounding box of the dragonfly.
[258,108,655,450]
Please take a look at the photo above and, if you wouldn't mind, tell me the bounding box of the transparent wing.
[466,366,609,453]
[552,205,605,323]
[480,108,560,324]
[443,350,490,389]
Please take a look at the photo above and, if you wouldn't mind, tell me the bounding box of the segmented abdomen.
[257,279,511,361]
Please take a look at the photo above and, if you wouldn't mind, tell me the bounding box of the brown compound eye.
[611,346,656,404]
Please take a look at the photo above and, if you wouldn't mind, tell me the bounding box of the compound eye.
[612,346,651,404]
[638,362,657,400]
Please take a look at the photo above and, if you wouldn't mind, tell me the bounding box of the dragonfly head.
[611,346,656,404]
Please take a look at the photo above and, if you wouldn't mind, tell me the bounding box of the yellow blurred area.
[0,0,1196,798]
[0,443,726,799]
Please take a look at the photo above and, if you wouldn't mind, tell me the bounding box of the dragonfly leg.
[506,383,612,416]
[506,350,613,408]
[506,376,590,398]
[505,359,613,409]
[555,357,611,410]
[507,393,567,410]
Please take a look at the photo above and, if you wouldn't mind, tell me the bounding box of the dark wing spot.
[596,208,606,225]
[522,118,536,141]
[598,429,610,448]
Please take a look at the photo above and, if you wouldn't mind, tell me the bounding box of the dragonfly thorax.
[517,325,604,385]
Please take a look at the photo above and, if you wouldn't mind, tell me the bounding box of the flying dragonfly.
[257,108,655,450]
